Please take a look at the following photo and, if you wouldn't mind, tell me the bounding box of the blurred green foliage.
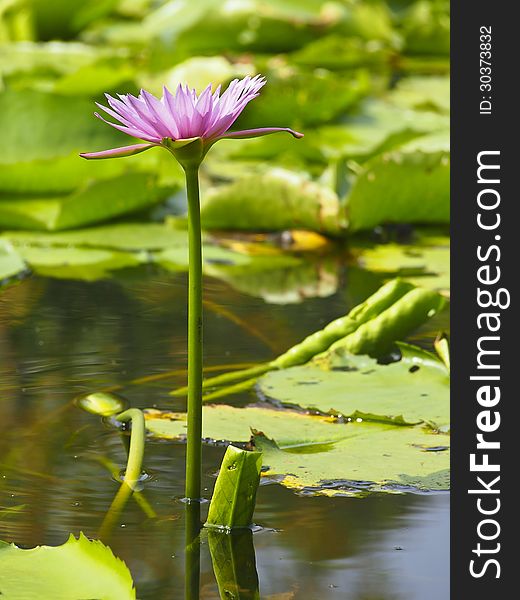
[0,0,449,281]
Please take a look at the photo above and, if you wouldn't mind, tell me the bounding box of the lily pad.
[356,232,450,292]
[2,222,188,251]
[200,168,345,236]
[0,532,136,599]
[255,425,449,495]
[144,405,450,495]
[258,343,449,427]
[0,173,166,231]
[12,245,142,281]
[345,132,450,231]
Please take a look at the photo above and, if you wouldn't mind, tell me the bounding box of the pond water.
[0,264,448,599]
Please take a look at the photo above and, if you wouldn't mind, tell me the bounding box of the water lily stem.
[114,409,145,488]
[185,166,203,501]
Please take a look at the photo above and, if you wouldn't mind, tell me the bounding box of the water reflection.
[208,528,259,600]
[0,270,448,599]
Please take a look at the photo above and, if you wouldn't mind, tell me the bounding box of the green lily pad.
[200,168,345,236]
[0,532,136,599]
[0,173,166,231]
[14,246,142,281]
[345,132,450,231]
[357,232,450,292]
[255,425,449,495]
[258,343,449,427]
[144,405,450,495]
[2,222,188,251]
[387,76,450,114]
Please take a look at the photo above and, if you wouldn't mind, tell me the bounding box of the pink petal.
[216,127,304,141]
[80,143,156,160]
[94,112,161,142]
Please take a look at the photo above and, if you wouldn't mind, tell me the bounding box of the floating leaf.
[0,90,124,165]
[236,66,371,129]
[11,245,141,281]
[2,222,188,251]
[200,169,345,236]
[255,425,449,495]
[402,0,450,56]
[144,405,450,495]
[357,233,450,292]
[0,532,136,599]
[292,34,391,70]
[387,76,450,114]
[0,173,166,231]
[259,343,449,427]
[345,132,450,231]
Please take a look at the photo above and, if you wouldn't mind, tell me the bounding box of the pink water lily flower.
[80,75,303,164]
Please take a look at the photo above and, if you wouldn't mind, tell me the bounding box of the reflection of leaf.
[259,343,449,427]
[144,405,450,495]
[0,532,136,599]
[206,256,338,304]
[208,528,260,600]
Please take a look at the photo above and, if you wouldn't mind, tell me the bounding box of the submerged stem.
[185,166,203,501]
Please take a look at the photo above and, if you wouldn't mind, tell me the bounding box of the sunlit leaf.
[345,132,449,231]
[259,343,449,427]
[0,532,136,599]
[206,445,262,529]
[0,173,166,231]
[144,405,450,495]
[356,232,450,292]
[200,169,345,236]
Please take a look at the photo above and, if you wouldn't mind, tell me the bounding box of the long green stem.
[98,408,146,539]
[185,166,203,501]
[113,408,145,488]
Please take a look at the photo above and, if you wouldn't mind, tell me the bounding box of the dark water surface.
[0,268,449,599]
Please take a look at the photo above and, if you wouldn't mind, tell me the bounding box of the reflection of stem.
[97,409,146,539]
[185,166,203,502]
[95,455,156,520]
[185,502,201,600]
[98,480,133,540]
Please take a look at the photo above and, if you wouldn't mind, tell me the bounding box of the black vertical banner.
[451,2,515,597]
